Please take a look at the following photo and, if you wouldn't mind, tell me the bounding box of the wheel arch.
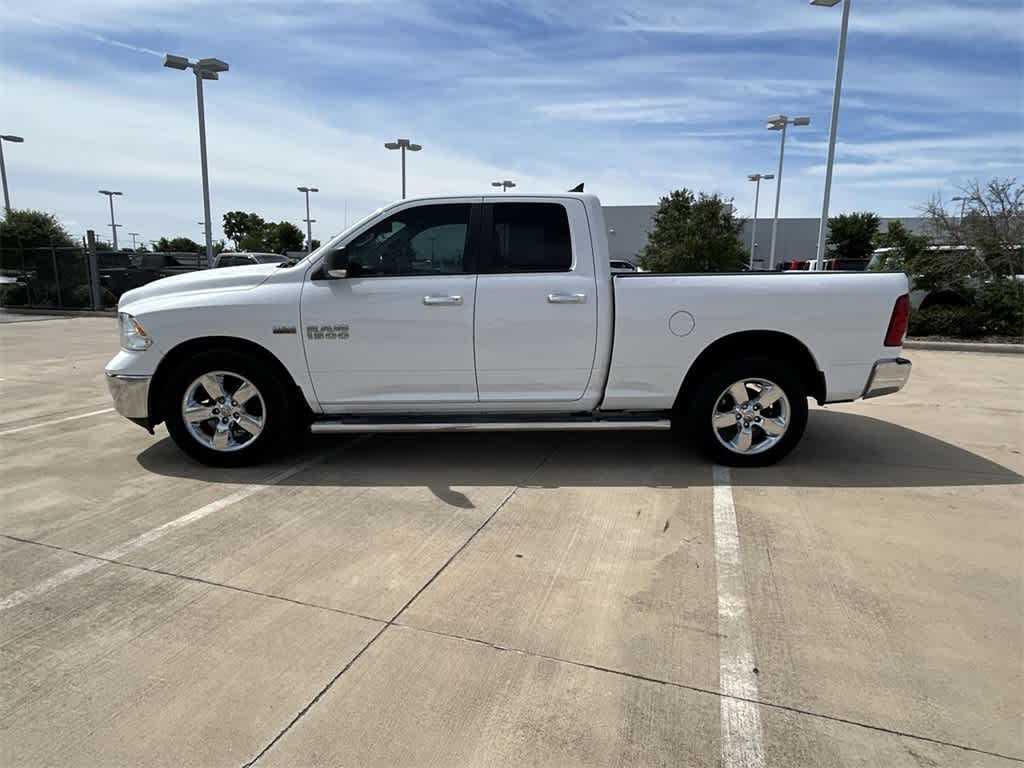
[673,330,826,412]
[148,336,309,427]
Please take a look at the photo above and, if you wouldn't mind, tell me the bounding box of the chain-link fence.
[0,240,98,309]
[0,236,206,310]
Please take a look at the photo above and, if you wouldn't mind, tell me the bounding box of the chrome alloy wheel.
[711,378,790,456]
[181,371,266,452]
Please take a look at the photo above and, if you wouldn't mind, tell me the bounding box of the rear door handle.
[547,293,587,304]
[423,295,463,306]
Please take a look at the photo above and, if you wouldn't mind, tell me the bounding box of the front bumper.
[106,373,153,431]
[862,358,912,399]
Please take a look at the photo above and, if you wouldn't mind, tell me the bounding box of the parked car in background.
[824,258,870,271]
[778,260,810,271]
[107,193,911,469]
[213,252,289,268]
[609,260,639,273]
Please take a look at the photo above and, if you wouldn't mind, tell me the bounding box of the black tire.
[163,348,294,467]
[681,355,808,467]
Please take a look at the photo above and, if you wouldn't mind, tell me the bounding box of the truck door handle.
[547,293,587,304]
[423,295,463,306]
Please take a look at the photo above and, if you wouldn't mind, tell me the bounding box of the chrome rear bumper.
[106,373,151,425]
[862,358,912,399]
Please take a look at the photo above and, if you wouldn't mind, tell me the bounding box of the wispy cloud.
[0,0,1020,241]
[89,34,164,57]
[602,0,1024,43]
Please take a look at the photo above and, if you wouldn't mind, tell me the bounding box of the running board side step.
[310,419,672,434]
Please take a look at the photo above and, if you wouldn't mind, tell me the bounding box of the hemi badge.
[272,326,297,335]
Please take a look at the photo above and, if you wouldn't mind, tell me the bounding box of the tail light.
[884,294,910,347]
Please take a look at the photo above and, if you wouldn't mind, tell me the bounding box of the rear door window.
[483,203,572,273]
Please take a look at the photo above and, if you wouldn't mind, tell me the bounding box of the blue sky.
[1,0,1021,246]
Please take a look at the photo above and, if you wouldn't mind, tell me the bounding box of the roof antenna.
[569,183,584,193]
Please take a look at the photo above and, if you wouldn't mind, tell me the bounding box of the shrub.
[975,280,1024,338]
[909,305,988,338]
[0,283,28,306]
[68,285,115,309]
[69,285,93,308]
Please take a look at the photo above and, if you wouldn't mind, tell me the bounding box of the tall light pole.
[811,0,852,271]
[384,138,422,199]
[128,232,140,250]
[297,186,319,253]
[0,134,25,215]
[491,180,516,192]
[951,195,969,221]
[163,53,229,269]
[766,114,811,270]
[98,190,123,250]
[746,173,774,269]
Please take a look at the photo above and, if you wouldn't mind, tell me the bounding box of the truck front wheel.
[684,356,808,467]
[163,348,293,467]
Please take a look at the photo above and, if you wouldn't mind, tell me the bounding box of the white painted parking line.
[0,408,115,437]
[0,456,324,612]
[713,465,766,768]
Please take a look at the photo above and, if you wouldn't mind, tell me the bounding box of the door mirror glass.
[325,246,348,278]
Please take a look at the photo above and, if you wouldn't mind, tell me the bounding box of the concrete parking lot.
[1,315,1021,767]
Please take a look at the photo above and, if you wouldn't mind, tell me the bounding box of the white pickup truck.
[106,193,911,468]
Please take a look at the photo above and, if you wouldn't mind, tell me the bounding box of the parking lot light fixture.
[766,115,811,269]
[491,180,516,192]
[98,190,123,250]
[162,54,189,70]
[384,138,422,199]
[163,52,229,268]
[0,134,25,214]
[811,0,852,271]
[746,173,775,269]
[950,194,971,222]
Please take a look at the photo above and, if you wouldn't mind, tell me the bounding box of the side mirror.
[325,246,348,279]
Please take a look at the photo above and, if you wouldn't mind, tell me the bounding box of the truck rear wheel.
[163,348,293,467]
[683,356,808,467]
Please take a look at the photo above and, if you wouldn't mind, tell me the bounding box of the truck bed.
[603,271,909,409]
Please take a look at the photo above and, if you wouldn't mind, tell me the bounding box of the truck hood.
[118,264,278,311]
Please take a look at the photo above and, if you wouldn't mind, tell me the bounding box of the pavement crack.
[391,621,1024,765]
[0,533,386,626]
[239,622,390,768]
[241,438,564,767]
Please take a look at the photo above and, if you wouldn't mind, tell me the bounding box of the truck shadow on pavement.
[137,410,1022,492]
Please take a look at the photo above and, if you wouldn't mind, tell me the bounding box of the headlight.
[119,313,152,351]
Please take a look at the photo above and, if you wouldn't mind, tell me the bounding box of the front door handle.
[423,295,463,306]
[547,293,587,304]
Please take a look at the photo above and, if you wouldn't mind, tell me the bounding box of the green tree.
[222,211,265,250]
[262,221,306,254]
[0,209,76,251]
[826,212,880,261]
[155,236,201,252]
[872,220,929,273]
[310,238,321,250]
[638,189,747,273]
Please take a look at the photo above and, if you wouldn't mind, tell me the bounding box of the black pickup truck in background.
[99,251,207,297]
